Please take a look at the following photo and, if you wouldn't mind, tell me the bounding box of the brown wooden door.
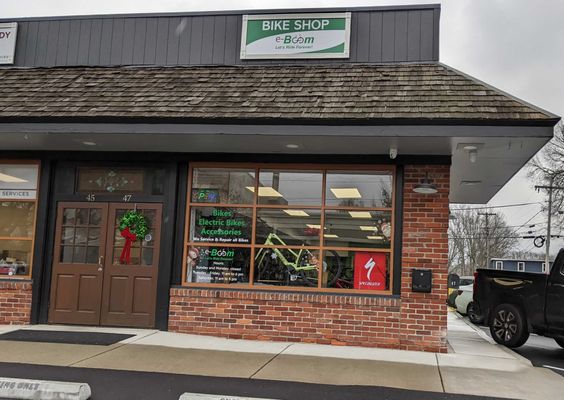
[49,203,109,325]
[100,203,162,328]
[49,202,161,328]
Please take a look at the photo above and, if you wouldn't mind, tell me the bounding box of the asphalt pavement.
[475,319,564,376]
[0,362,509,400]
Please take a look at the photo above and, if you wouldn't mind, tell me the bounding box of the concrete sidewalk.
[1,312,563,399]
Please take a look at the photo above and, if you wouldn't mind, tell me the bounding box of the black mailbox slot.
[412,269,432,293]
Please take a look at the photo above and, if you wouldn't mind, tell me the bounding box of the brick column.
[0,280,32,325]
[400,165,450,352]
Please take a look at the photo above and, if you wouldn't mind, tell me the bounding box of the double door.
[48,202,161,328]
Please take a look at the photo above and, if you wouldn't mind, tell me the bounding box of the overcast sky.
[2,0,564,254]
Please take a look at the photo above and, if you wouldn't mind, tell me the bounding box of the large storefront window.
[184,164,394,293]
[0,162,40,278]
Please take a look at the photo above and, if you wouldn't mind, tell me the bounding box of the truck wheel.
[554,337,564,348]
[467,302,484,325]
[490,303,529,348]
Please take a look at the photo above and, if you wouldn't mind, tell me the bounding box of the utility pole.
[535,176,564,274]
[478,212,496,268]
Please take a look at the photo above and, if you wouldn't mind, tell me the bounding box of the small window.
[495,261,503,270]
[517,262,525,272]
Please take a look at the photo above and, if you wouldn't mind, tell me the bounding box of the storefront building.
[0,5,559,352]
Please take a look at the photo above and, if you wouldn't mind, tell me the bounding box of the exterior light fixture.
[413,173,438,194]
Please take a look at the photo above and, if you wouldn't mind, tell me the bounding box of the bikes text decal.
[192,208,252,244]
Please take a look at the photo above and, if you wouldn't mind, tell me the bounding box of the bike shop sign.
[354,252,387,291]
[240,13,351,59]
[0,23,17,64]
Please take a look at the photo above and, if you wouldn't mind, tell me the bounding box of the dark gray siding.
[5,7,439,68]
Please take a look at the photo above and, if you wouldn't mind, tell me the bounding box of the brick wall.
[169,289,401,347]
[169,164,450,352]
[0,280,32,325]
[400,165,450,352]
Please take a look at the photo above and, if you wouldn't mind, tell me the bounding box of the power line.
[451,202,542,211]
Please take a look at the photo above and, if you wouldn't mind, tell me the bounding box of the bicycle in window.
[254,232,342,287]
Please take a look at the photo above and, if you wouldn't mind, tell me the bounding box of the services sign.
[0,23,17,64]
[240,13,351,59]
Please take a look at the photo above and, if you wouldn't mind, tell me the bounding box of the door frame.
[36,158,180,330]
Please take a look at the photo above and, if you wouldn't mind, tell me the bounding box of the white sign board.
[0,189,36,200]
[241,13,351,59]
[0,22,17,64]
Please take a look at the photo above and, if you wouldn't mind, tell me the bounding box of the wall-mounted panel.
[4,6,439,68]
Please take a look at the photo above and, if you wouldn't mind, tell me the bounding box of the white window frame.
[542,262,547,273]
[495,261,503,270]
[517,262,525,272]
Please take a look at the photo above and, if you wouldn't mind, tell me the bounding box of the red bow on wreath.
[119,227,137,265]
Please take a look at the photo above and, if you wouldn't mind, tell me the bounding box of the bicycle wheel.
[297,250,320,287]
[255,250,288,285]
[324,250,343,287]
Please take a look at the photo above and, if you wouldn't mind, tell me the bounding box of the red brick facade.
[0,280,32,325]
[169,164,450,352]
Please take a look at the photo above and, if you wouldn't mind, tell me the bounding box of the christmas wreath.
[118,210,149,264]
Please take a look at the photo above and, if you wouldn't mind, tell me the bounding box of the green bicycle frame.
[255,233,318,273]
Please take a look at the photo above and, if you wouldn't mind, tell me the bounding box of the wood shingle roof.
[0,63,556,123]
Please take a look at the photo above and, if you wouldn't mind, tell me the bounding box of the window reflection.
[256,209,321,246]
[257,171,322,206]
[192,168,255,204]
[324,210,392,249]
[326,171,393,208]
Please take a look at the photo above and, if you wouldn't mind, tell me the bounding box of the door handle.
[98,256,104,272]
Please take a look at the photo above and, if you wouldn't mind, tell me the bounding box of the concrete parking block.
[0,340,111,366]
[73,344,274,378]
[252,354,444,392]
[0,377,91,400]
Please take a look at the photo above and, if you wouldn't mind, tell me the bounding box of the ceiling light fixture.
[460,180,482,186]
[359,226,377,231]
[82,141,96,146]
[469,149,477,163]
[348,211,372,219]
[283,209,310,217]
[286,144,300,149]
[324,234,339,238]
[0,172,28,183]
[367,235,384,240]
[330,188,362,199]
[246,186,283,197]
[413,173,438,194]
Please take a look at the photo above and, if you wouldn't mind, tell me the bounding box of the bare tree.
[529,121,564,220]
[449,208,518,276]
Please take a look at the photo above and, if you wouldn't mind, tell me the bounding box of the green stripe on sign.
[246,18,346,44]
[304,42,345,54]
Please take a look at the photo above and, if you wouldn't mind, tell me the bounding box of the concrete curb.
[0,377,91,400]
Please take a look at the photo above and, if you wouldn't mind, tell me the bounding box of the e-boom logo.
[276,35,314,45]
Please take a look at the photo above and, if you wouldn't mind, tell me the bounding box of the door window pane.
[326,171,393,208]
[0,239,32,276]
[0,202,36,238]
[324,210,392,249]
[187,246,250,284]
[191,168,255,204]
[257,171,322,206]
[254,247,320,288]
[322,250,389,291]
[256,209,321,247]
[190,207,252,244]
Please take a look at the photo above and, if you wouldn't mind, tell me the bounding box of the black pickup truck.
[474,249,564,348]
